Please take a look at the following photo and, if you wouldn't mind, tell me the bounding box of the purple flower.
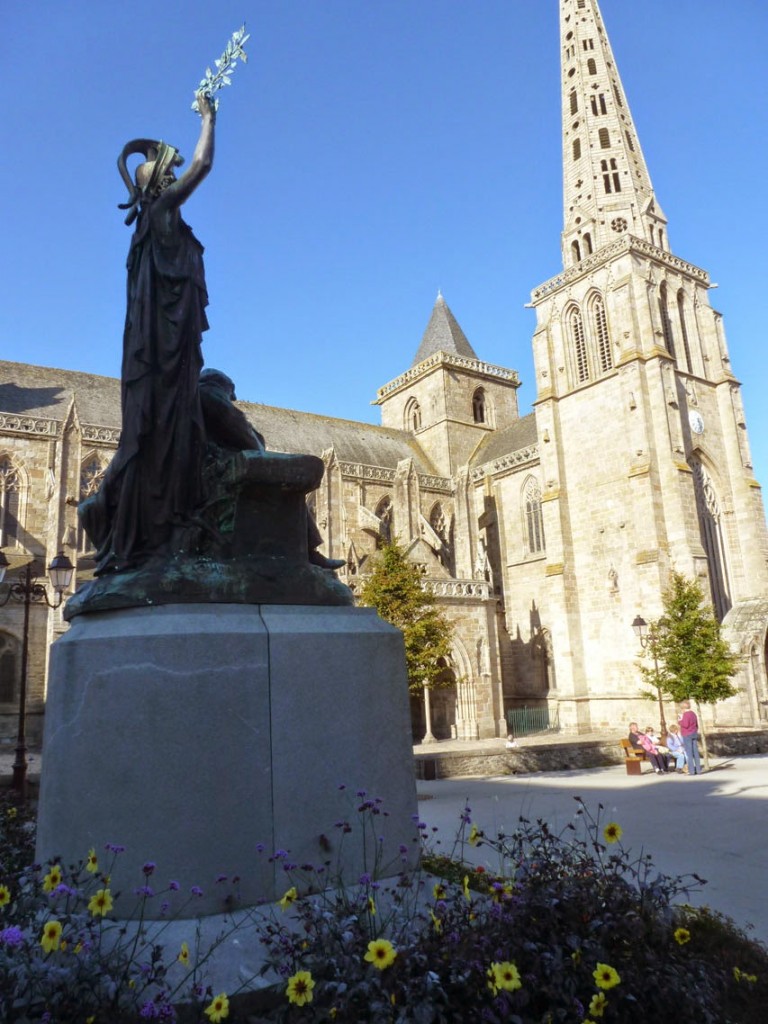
[255,843,265,853]
[215,874,228,883]
[358,873,372,886]
[133,886,155,898]
[168,880,180,891]
[0,926,25,948]
[105,843,126,853]
[273,849,288,859]
[53,883,77,897]
[142,861,156,877]
[399,844,408,855]
[356,789,367,798]
[190,886,204,897]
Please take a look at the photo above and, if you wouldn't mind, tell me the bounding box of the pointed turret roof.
[411,293,478,367]
[559,0,669,264]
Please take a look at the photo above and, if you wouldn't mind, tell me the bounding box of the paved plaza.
[417,754,768,946]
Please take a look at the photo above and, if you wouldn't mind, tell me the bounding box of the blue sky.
[3,1,767,488]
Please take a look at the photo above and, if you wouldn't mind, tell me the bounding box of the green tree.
[640,571,739,769]
[359,541,455,740]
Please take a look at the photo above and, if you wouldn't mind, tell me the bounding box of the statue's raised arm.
[155,91,216,211]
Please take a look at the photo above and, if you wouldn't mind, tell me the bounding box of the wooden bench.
[620,738,647,775]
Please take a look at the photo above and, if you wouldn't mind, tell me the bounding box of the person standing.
[679,700,702,775]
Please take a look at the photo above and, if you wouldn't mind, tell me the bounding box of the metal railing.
[506,705,560,738]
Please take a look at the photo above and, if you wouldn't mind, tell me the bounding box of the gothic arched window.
[0,457,21,549]
[590,294,613,372]
[523,477,545,556]
[472,388,487,424]
[375,495,393,546]
[569,308,590,383]
[0,632,19,704]
[78,455,107,553]
[587,58,597,76]
[691,459,731,621]
[658,281,676,360]
[404,398,422,432]
[677,290,693,373]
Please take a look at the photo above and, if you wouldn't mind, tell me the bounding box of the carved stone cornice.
[338,461,452,493]
[81,425,121,446]
[531,235,709,301]
[471,443,540,481]
[0,413,60,438]
[424,578,492,600]
[375,352,519,403]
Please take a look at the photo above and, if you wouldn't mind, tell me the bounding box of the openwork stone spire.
[560,0,668,268]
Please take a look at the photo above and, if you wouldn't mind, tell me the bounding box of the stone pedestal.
[36,605,418,918]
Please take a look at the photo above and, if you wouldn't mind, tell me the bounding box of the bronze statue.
[83,94,216,575]
[70,73,351,617]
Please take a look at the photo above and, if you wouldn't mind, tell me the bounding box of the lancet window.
[677,290,693,374]
[0,457,21,549]
[77,456,107,553]
[472,388,487,424]
[591,295,613,372]
[523,477,545,556]
[569,308,590,383]
[691,460,731,621]
[405,398,422,432]
[658,282,676,360]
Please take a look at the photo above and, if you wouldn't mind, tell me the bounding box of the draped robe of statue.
[84,199,208,574]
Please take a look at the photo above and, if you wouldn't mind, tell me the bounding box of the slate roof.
[411,294,479,366]
[469,412,539,468]
[0,360,439,475]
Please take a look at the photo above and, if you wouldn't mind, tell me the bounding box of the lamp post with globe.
[0,550,74,800]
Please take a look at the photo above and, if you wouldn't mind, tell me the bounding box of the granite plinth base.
[36,604,418,918]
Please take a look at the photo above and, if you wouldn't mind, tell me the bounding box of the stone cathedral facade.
[1,0,767,743]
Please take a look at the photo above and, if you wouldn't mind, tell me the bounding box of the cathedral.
[2,0,767,744]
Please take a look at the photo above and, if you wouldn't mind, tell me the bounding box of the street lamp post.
[631,615,667,739]
[0,551,74,801]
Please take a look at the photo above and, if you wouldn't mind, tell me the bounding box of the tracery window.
[569,308,590,383]
[523,477,545,556]
[0,457,21,549]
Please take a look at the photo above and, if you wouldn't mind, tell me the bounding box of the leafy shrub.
[0,791,765,1022]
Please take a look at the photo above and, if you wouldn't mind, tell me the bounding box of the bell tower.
[524,0,768,729]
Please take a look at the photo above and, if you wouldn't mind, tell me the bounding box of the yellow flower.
[733,966,742,982]
[204,992,230,1022]
[468,823,481,846]
[673,927,691,946]
[490,960,522,993]
[0,884,10,907]
[86,1017,95,1024]
[588,991,608,1017]
[367,896,376,916]
[462,875,471,901]
[430,909,443,933]
[732,966,757,983]
[364,938,397,970]
[6,807,17,819]
[286,970,315,1006]
[432,882,447,901]
[74,941,83,954]
[85,848,99,874]
[571,949,582,965]
[40,919,62,953]
[603,822,622,844]
[329,1009,338,1020]
[178,941,191,967]
[593,963,621,990]
[278,886,298,911]
[42,865,63,893]
[88,888,113,917]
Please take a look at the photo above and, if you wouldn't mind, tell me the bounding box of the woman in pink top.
[678,700,701,775]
